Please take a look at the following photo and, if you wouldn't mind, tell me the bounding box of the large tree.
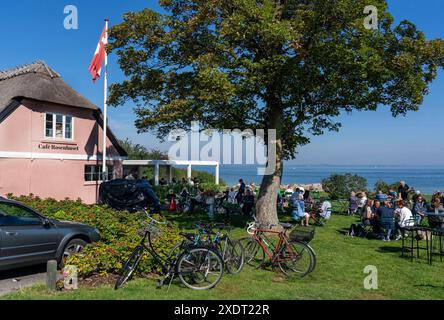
[108,0,444,226]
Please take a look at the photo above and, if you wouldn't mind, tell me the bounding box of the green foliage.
[374,180,399,194]
[171,168,226,186]
[8,195,182,278]
[108,0,444,161]
[119,138,168,160]
[119,137,224,185]
[322,174,368,200]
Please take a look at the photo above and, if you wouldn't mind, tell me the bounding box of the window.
[85,165,114,182]
[45,113,74,140]
[0,203,42,226]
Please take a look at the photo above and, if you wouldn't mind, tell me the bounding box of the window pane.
[65,116,72,139]
[45,114,53,138]
[0,203,42,226]
[56,115,63,138]
[107,166,114,180]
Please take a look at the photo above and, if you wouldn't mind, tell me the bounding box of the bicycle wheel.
[176,247,224,290]
[239,237,264,269]
[223,240,245,274]
[305,243,317,273]
[115,245,144,290]
[278,241,314,278]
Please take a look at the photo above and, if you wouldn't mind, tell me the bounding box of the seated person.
[376,201,395,241]
[362,199,375,225]
[290,187,310,226]
[242,189,255,216]
[228,188,238,204]
[137,179,161,213]
[166,189,176,203]
[394,200,414,240]
[412,196,427,224]
[357,192,368,209]
[319,197,332,220]
[348,192,359,215]
[431,191,444,212]
[375,190,389,202]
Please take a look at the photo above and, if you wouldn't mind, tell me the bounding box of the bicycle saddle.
[180,233,196,241]
[279,222,294,230]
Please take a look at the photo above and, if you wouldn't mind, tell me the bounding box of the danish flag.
[89,24,108,83]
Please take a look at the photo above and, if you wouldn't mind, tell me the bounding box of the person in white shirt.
[395,200,414,240]
[228,188,238,204]
[319,197,332,220]
[357,192,368,209]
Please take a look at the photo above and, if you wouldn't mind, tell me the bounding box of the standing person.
[397,181,410,201]
[236,179,246,204]
[376,201,395,241]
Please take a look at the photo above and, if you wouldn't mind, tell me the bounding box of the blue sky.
[0,0,443,166]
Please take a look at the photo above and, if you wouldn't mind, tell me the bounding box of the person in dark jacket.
[397,181,410,201]
[242,188,256,216]
[236,179,246,204]
[376,201,395,241]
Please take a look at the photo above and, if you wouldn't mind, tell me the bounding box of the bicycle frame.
[252,228,296,263]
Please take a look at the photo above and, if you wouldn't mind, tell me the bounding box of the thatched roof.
[0,61,127,157]
[0,61,98,113]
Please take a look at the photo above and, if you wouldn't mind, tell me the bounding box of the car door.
[0,202,59,268]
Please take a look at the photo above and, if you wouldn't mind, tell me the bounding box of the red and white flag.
[89,24,108,83]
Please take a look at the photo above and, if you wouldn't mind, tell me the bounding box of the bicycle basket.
[289,226,315,243]
[139,223,162,241]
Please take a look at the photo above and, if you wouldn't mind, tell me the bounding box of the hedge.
[8,195,182,279]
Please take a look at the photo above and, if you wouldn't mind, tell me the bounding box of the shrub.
[374,180,399,194]
[322,174,368,200]
[8,195,182,279]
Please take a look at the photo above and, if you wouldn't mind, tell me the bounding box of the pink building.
[0,61,127,204]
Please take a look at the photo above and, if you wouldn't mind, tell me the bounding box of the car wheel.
[59,239,88,268]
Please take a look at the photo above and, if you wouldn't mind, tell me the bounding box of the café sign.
[38,143,79,151]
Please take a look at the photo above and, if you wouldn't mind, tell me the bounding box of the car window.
[0,203,42,226]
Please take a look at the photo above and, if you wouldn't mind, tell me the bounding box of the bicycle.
[197,222,245,274]
[114,209,224,291]
[168,222,245,275]
[239,221,316,278]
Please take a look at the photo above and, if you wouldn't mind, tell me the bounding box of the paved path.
[0,265,46,297]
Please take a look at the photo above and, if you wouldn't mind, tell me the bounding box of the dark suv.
[0,197,100,271]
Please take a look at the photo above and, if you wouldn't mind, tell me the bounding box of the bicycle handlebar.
[143,209,168,226]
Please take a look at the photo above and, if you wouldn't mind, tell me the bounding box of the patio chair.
[429,227,444,264]
[401,222,431,263]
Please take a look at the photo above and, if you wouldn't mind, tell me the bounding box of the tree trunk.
[256,107,284,228]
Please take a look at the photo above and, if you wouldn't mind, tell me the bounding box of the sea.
[196,165,444,194]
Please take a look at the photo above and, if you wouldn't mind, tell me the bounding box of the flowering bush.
[8,195,182,279]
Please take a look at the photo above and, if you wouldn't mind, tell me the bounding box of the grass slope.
[3,214,443,300]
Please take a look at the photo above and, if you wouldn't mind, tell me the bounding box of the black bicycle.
[114,210,225,291]
[197,222,245,274]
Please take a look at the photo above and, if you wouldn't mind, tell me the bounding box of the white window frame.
[84,165,114,182]
[44,113,74,141]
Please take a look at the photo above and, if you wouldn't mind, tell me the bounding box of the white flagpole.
[102,19,109,182]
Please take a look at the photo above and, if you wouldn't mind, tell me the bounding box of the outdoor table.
[425,212,444,217]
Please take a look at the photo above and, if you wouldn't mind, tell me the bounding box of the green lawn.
[3,213,444,300]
